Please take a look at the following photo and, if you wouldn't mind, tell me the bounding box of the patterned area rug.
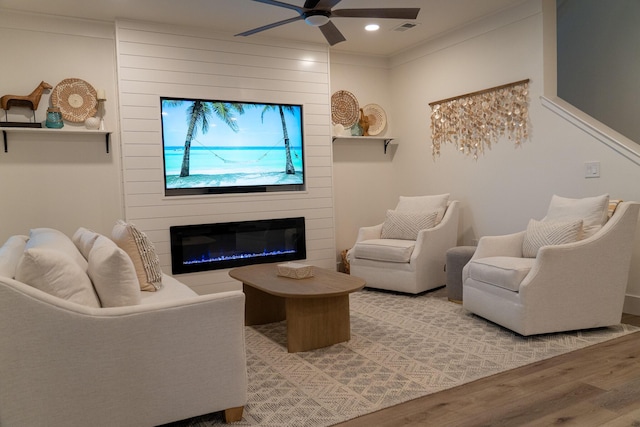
[169,289,638,426]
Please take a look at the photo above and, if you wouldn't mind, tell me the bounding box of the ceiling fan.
[236,0,420,46]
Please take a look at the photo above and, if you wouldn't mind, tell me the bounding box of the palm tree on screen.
[163,99,244,177]
[260,104,296,175]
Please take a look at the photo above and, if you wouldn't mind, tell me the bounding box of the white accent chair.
[462,197,639,336]
[347,195,460,294]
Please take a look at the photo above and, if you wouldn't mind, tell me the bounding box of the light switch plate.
[585,161,600,178]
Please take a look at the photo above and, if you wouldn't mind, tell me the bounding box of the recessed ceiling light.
[365,24,380,32]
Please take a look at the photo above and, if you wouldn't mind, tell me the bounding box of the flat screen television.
[160,96,305,196]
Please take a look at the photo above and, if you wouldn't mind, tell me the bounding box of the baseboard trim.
[623,294,640,316]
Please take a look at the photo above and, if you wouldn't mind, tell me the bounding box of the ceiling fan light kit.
[304,13,330,27]
[236,0,420,46]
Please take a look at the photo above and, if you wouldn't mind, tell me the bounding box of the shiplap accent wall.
[115,20,335,294]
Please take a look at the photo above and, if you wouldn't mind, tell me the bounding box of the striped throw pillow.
[608,199,623,219]
[522,219,583,258]
[380,210,438,240]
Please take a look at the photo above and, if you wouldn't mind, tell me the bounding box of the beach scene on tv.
[161,98,304,192]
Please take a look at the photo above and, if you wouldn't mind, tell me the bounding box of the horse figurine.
[1,81,53,122]
[358,108,370,136]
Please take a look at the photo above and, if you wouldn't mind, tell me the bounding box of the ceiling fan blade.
[332,8,420,20]
[249,0,304,15]
[306,0,342,10]
[318,21,346,46]
[235,16,304,37]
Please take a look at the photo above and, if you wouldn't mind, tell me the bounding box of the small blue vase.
[45,107,64,129]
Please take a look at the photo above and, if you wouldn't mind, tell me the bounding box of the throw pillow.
[72,227,102,260]
[88,236,142,307]
[15,248,101,307]
[380,210,438,240]
[608,199,623,219]
[0,235,29,278]
[545,194,609,239]
[26,227,88,271]
[111,220,163,291]
[396,193,449,224]
[522,219,583,258]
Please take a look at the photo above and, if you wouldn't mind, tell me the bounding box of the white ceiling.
[0,0,527,56]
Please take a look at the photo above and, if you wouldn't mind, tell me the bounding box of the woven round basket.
[51,78,98,123]
[362,103,387,136]
[331,90,359,127]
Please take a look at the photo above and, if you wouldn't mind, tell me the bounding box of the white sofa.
[0,226,247,427]
[348,195,460,294]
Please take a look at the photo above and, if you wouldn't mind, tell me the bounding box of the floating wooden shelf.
[332,136,396,154]
[0,127,112,153]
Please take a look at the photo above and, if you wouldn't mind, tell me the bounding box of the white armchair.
[347,195,460,294]
[462,197,639,336]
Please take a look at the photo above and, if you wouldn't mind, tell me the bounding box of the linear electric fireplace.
[170,217,306,274]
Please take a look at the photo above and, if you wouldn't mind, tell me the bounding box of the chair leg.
[224,406,244,423]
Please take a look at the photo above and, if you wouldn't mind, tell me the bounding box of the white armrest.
[355,223,383,242]
[473,231,525,259]
[462,231,525,282]
[412,200,460,263]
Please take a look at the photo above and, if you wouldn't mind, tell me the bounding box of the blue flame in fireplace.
[184,248,297,266]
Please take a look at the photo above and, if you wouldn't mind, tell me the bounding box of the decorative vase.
[85,116,100,130]
[45,107,64,129]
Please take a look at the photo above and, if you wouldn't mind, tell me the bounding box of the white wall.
[0,12,123,241]
[115,20,335,294]
[331,0,640,312]
[330,53,398,256]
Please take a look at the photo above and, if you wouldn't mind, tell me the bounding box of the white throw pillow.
[545,194,609,239]
[15,248,100,307]
[396,193,449,224]
[72,227,102,260]
[522,219,583,258]
[0,235,28,278]
[380,210,438,240]
[88,236,141,307]
[26,228,88,271]
[111,220,163,291]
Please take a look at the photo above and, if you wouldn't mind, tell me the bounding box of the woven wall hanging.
[429,79,530,159]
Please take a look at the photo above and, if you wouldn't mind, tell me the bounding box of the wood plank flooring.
[334,313,640,427]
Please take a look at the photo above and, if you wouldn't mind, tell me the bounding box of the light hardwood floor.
[334,313,640,427]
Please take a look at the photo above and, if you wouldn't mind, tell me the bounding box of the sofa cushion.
[88,235,142,307]
[72,227,101,260]
[26,228,88,271]
[15,248,101,307]
[112,220,163,292]
[396,193,449,224]
[0,235,28,278]
[522,218,583,258]
[139,274,199,305]
[467,256,536,292]
[352,239,415,263]
[380,210,438,240]
[545,194,609,239]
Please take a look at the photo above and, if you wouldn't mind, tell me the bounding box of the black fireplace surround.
[170,217,306,274]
